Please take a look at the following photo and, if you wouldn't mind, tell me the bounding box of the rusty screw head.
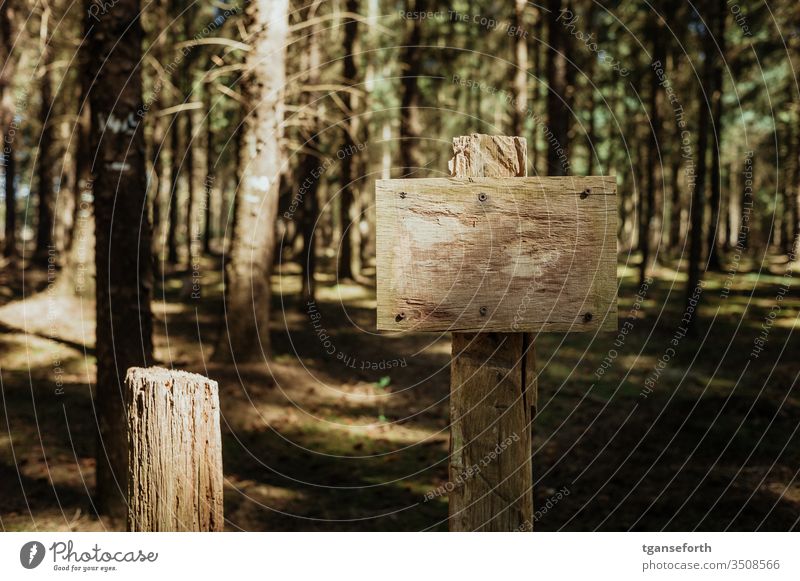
[479,306,488,316]
[395,312,405,322]
[478,192,488,203]
[580,188,591,199]
[583,312,593,323]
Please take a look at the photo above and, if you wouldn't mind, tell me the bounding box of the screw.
[478,192,488,202]
[583,312,593,323]
[399,191,407,199]
[479,306,488,316]
[580,188,591,199]
[395,312,405,322]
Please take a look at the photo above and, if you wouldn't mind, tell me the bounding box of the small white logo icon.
[20,541,46,569]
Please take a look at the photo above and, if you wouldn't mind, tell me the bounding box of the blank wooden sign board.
[376,134,617,531]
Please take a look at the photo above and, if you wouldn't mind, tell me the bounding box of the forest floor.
[0,251,798,531]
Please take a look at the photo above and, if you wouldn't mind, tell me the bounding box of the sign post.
[377,134,617,531]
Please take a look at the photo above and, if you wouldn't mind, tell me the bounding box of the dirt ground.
[0,254,798,531]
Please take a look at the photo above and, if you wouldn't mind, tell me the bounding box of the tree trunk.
[125,367,223,532]
[203,83,214,255]
[511,0,528,137]
[1,0,17,258]
[89,0,154,517]
[669,150,682,250]
[545,0,570,176]
[217,0,288,362]
[183,4,198,275]
[338,0,360,280]
[706,0,726,270]
[298,0,323,299]
[686,8,713,327]
[167,115,181,265]
[399,0,424,176]
[35,5,55,263]
[641,14,665,286]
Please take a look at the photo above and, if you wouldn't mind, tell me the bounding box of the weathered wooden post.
[125,367,224,531]
[376,134,617,531]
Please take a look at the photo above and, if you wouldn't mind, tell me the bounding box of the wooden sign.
[376,176,618,333]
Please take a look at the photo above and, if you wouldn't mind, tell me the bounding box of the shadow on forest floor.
[0,254,798,531]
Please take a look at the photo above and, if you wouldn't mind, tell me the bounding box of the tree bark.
[545,0,570,176]
[686,7,713,327]
[297,0,323,299]
[706,0,726,270]
[511,0,528,137]
[203,83,214,255]
[89,0,154,517]
[641,13,665,286]
[35,4,55,263]
[338,0,360,280]
[217,0,289,362]
[167,114,181,265]
[0,0,17,258]
[399,0,425,176]
[125,367,223,532]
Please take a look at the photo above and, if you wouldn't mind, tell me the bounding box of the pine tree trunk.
[399,0,424,176]
[203,84,214,255]
[545,0,569,176]
[167,115,181,265]
[641,15,665,286]
[511,0,528,137]
[1,0,17,258]
[686,10,713,327]
[35,7,55,263]
[217,0,289,362]
[706,1,726,270]
[89,0,154,517]
[298,0,323,299]
[338,0,359,280]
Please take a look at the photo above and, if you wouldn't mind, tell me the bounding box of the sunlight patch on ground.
[0,293,95,346]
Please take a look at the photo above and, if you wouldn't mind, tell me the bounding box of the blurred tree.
[88,0,154,516]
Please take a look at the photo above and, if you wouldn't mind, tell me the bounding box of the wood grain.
[126,367,224,532]
[447,134,533,532]
[376,176,617,332]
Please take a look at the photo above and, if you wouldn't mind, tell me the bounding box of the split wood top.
[376,176,618,333]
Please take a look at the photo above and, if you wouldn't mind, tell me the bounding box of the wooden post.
[375,135,617,530]
[447,134,535,531]
[125,367,224,532]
